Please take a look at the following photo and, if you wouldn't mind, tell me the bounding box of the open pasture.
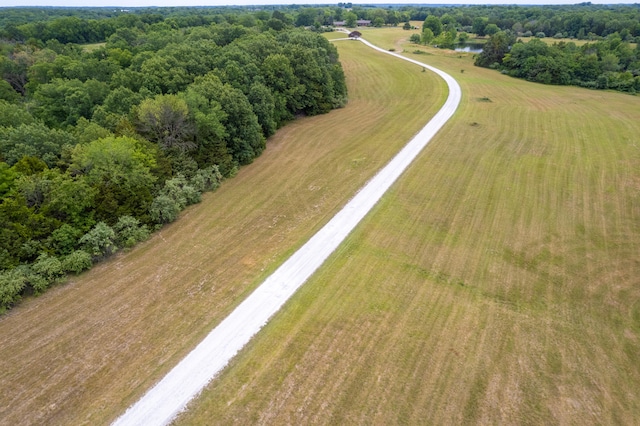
[352,25,420,52]
[0,35,445,425]
[174,33,640,424]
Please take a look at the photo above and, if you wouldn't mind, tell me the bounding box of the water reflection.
[454,43,484,53]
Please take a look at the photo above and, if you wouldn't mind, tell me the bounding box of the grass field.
[361,23,636,49]
[519,37,636,49]
[0,34,446,425]
[2,27,639,426]
[173,34,640,424]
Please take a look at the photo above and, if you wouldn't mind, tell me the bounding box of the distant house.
[334,19,370,28]
[349,31,362,39]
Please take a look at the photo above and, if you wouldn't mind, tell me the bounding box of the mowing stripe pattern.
[112,38,461,426]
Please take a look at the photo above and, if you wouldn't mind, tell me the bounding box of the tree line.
[475,31,640,93]
[3,4,639,42]
[392,4,640,93]
[288,3,640,41]
[401,4,640,41]
[0,14,347,313]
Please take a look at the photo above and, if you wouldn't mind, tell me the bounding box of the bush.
[182,185,201,205]
[162,175,193,209]
[409,34,421,44]
[596,74,609,89]
[62,250,93,274]
[114,216,150,248]
[535,32,546,38]
[29,254,65,294]
[150,194,181,224]
[575,80,598,89]
[80,222,117,259]
[32,253,64,279]
[49,224,82,256]
[150,173,209,225]
[191,166,222,193]
[0,268,28,313]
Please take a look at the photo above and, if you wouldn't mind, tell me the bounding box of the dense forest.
[2,4,639,92]
[0,8,347,312]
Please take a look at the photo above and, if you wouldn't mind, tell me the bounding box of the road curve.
[112,38,461,426]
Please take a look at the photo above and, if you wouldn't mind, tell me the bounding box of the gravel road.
[112,37,462,426]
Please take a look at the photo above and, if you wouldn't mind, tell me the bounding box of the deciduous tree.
[423,15,443,37]
[136,94,195,153]
[70,136,156,221]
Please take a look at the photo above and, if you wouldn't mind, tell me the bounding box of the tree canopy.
[0,9,348,313]
[476,31,640,92]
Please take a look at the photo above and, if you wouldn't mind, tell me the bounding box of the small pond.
[454,43,484,53]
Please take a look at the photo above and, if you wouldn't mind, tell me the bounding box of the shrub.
[62,250,93,274]
[49,224,82,256]
[32,253,64,279]
[596,74,609,89]
[150,194,181,224]
[0,268,28,313]
[29,254,65,294]
[535,32,546,38]
[114,216,150,248]
[80,222,118,259]
[162,174,193,209]
[150,173,209,225]
[191,166,222,193]
[184,186,201,205]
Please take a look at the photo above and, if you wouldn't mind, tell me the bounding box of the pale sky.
[1,0,638,8]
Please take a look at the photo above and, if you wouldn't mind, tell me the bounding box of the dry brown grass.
[174,35,640,425]
[0,38,445,425]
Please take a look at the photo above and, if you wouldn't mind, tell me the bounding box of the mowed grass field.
[0,36,446,425]
[174,32,640,424]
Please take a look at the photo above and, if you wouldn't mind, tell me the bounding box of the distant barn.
[349,31,362,39]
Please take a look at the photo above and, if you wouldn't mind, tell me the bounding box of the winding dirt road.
[112,37,462,426]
